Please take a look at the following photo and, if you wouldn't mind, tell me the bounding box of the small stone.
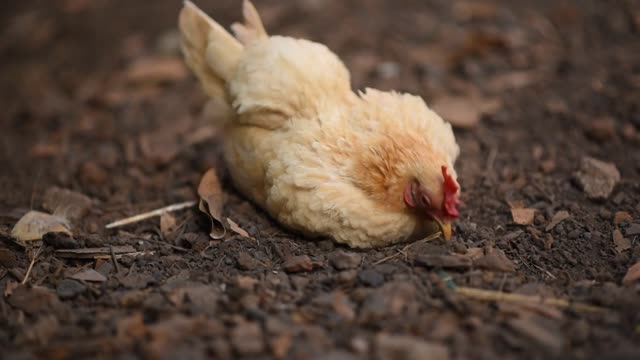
[511,208,536,225]
[230,322,264,356]
[282,255,314,273]
[56,279,87,299]
[329,250,362,270]
[584,117,616,142]
[43,232,79,249]
[358,269,385,287]
[414,254,472,270]
[613,212,633,225]
[375,333,449,360]
[473,249,516,272]
[0,248,17,267]
[625,223,640,236]
[612,230,631,253]
[573,157,620,200]
[622,262,640,286]
[236,252,259,271]
[235,275,258,290]
[568,229,581,239]
[80,161,108,185]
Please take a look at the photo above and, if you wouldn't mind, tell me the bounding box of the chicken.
[179,0,461,248]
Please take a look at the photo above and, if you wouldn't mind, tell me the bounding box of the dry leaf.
[160,212,177,236]
[612,229,631,253]
[613,211,633,225]
[622,262,640,286]
[227,218,254,240]
[197,168,226,239]
[70,269,107,282]
[511,208,536,225]
[545,211,570,231]
[11,211,72,246]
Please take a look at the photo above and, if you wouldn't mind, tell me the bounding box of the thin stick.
[22,244,43,285]
[456,286,605,313]
[105,200,197,229]
[109,245,121,273]
[373,232,442,266]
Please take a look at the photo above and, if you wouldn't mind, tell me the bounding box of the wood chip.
[55,245,136,259]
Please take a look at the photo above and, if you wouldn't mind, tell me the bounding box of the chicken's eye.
[418,193,431,208]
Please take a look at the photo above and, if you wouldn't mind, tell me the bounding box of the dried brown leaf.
[545,211,570,231]
[227,218,254,240]
[197,168,226,239]
[70,269,107,282]
[11,211,72,246]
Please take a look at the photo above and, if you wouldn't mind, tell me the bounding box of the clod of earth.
[573,156,620,200]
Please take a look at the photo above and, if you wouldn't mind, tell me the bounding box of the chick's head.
[355,132,460,239]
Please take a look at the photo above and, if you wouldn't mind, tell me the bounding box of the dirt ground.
[1,0,640,359]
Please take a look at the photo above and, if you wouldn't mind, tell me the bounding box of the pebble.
[358,269,385,287]
[375,333,449,360]
[626,223,640,236]
[282,255,314,273]
[230,322,265,356]
[236,252,259,271]
[584,117,616,142]
[0,248,17,267]
[56,279,87,299]
[573,157,620,200]
[328,250,362,270]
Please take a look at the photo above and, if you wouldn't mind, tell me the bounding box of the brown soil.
[1,1,640,359]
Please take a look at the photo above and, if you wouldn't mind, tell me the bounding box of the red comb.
[442,166,459,218]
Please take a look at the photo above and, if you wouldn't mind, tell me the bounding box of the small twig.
[105,200,197,229]
[485,146,498,181]
[22,244,43,285]
[533,264,557,280]
[456,286,605,313]
[373,232,442,265]
[109,245,121,273]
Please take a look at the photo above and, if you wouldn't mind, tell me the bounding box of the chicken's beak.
[434,217,452,240]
